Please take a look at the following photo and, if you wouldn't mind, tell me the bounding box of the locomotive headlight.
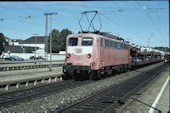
[67,54,71,58]
[87,54,91,58]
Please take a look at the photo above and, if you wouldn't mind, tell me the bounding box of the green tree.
[25,47,33,53]
[48,29,62,53]
[0,33,6,55]
[60,28,72,51]
[52,29,62,53]
[155,46,170,52]
[48,28,72,53]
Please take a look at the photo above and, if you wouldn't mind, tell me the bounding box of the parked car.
[4,55,24,61]
[30,56,44,60]
[30,56,37,60]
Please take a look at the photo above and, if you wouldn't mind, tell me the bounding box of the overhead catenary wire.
[107,3,140,43]
[1,16,44,34]
[0,9,45,33]
[73,2,168,47]
[135,1,164,38]
[155,8,164,37]
[73,2,144,40]
[0,2,80,34]
[100,13,143,38]
[22,2,80,32]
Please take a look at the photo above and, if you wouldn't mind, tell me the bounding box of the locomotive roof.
[68,31,130,46]
[75,31,125,41]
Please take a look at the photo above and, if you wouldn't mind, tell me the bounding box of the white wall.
[21,44,45,49]
[46,53,65,61]
[9,41,20,46]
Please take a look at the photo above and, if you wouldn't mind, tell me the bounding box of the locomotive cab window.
[68,38,78,46]
[115,42,121,49]
[100,38,103,46]
[105,40,110,48]
[82,37,93,46]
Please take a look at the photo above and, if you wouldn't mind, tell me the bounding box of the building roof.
[21,36,45,44]
[4,45,24,53]
[11,39,23,43]
[4,45,39,53]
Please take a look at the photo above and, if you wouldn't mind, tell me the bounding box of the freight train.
[62,31,162,81]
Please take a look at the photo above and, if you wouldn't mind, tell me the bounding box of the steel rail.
[0,80,91,109]
[0,60,64,64]
[0,62,64,71]
[116,63,169,113]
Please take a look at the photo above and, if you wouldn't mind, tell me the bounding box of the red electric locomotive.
[62,32,131,80]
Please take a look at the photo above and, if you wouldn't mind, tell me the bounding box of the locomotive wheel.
[106,68,113,77]
[62,72,73,80]
[74,73,80,81]
[123,65,128,72]
[81,71,90,80]
[112,69,118,75]
[91,71,101,80]
[74,71,90,81]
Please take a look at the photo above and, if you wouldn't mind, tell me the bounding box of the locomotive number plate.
[76,48,82,53]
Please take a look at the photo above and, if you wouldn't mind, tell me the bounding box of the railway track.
[0,80,92,109]
[0,60,64,64]
[0,61,64,71]
[53,63,168,113]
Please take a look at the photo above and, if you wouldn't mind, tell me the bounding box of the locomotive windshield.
[68,38,78,46]
[82,37,93,46]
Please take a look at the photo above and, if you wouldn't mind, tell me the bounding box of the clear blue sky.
[0,1,169,47]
